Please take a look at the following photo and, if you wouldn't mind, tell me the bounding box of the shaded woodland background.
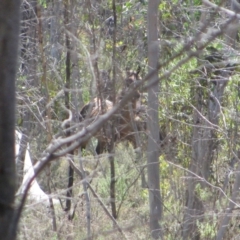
[2,0,240,239]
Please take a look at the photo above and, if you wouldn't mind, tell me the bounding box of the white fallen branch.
[15,130,59,205]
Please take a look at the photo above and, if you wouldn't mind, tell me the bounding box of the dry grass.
[17,145,151,240]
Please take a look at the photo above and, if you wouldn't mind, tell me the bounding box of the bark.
[147,0,163,239]
[0,1,20,239]
[108,0,117,219]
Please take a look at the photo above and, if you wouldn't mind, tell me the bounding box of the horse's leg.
[67,143,88,220]
[128,131,148,188]
[66,142,86,218]
[66,157,74,213]
[95,140,106,155]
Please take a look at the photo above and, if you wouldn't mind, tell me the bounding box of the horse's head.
[124,66,142,101]
[125,66,141,87]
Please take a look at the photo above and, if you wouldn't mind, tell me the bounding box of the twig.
[68,159,129,240]
[202,0,240,18]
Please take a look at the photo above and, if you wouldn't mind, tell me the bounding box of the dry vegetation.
[18,144,153,240]
[11,0,240,239]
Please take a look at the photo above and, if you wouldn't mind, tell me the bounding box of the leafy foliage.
[16,0,240,239]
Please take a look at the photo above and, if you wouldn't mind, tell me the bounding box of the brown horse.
[65,69,143,217]
[79,69,142,154]
[66,69,176,217]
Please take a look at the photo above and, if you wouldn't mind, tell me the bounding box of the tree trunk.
[182,56,232,240]
[108,0,117,219]
[147,0,163,239]
[64,0,75,214]
[0,1,20,239]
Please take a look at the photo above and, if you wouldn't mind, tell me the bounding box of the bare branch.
[203,0,240,18]
[68,159,129,240]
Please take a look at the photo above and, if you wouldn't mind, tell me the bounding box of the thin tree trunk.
[147,0,162,239]
[37,5,53,139]
[64,0,74,214]
[78,149,91,237]
[108,0,117,220]
[36,5,58,229]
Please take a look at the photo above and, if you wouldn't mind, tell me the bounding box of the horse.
[64,69,143,217]
[65,69,177,217]
[79,68,142,154]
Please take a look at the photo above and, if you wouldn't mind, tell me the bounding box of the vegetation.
[1,0,240,239]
